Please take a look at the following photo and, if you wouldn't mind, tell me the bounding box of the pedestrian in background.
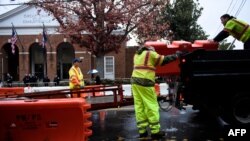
[30,74,38,86]
[95,75,101,85]
[6,73,13,87]
[23,74,30,86]
[53,75,60,86]
[131,44,182,140]
[43,75,50,86]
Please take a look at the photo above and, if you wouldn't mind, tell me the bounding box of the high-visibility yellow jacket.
[69,66,84,89]
[132,50,164,83]
[224,18,250,42]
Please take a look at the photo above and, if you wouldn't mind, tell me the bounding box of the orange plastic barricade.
[72,89,88,98]
[146,41,192,76]
[0,98,92,141]
[192,40,219,50]
[72,85,104,98]
[168,40,192,51]
[0,87,24,98]
[83,85,104,97]
[92,85,104,96]
[145,40,218,76]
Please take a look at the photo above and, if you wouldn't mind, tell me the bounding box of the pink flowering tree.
[30,0,170,56]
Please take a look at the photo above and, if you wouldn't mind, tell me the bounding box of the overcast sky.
[0,0,29,14]
[198,0,249,49]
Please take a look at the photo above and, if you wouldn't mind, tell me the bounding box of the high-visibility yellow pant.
[132,84,160,134]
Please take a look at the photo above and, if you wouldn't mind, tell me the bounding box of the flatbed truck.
[178,49,250,125]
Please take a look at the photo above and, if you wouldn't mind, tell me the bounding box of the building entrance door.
[34,64,44,80]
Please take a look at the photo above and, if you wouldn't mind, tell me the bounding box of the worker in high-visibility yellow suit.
[212,14,250,49]
[131,45,181,140]
[69,58,85,97]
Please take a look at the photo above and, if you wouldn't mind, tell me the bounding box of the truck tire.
[232,96,250,124]
[158,97,172,112]
[221,95,250,125]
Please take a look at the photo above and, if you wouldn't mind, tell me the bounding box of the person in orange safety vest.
[69,58,85,97]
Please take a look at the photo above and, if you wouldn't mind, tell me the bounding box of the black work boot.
[151,131,166,140]
[139,131,148,139]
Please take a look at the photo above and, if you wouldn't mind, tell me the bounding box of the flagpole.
[42,23,48,78]
[42,23,53,49]
[1,57,3,82]
[12,23,25,71]
[11,23,24,52]
[43,23,53,60]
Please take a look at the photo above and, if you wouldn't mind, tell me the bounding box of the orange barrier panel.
[192,40,219,50]
[72,89,88,98]
[0,87,24,98]
[145,41,192,76]
[83,85,104,97]
[0,98,92,141]
[93,85,104,96]
[155,60,180,76]
[145,40,218,76]
[169,40,192,51]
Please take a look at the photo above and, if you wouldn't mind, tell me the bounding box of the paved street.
[89,105,231,141]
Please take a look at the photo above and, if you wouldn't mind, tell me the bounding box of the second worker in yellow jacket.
[69,58,84,97]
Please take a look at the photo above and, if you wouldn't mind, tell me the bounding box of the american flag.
[11,27,17,54]
[42,25,47,48]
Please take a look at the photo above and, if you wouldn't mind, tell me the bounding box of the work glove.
[175,50,183,58]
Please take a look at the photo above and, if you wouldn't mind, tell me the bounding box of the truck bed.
[180,49,250,93]
[179,49,250,125]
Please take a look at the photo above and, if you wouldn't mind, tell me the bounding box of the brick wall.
[125,47,137,78]
[0,34,128,81]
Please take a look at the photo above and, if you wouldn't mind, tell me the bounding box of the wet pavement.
[88,105,231,141]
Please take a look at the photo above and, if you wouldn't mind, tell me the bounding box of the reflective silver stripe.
[144,51,150,66]
[138,127,146,130]
[131,77,155,87]
[134,66,155,71]
[155,55,163,66]
[137,119,148,125]
[149,121,160,126]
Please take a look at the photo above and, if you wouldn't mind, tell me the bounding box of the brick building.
[0,4,137,82]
